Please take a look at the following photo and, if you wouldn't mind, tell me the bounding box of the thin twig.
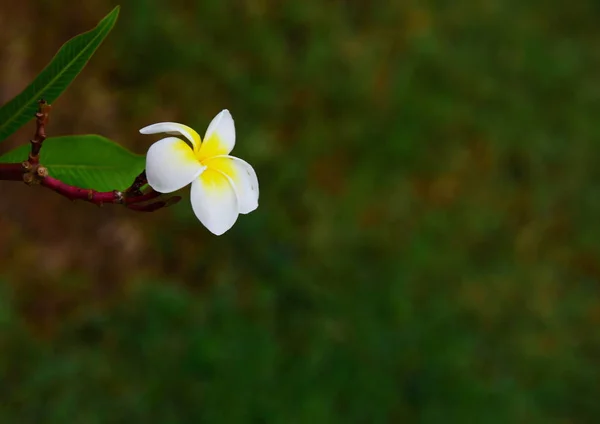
[29,99,51,164]
[0,162,27,181]
[38,174,179,211]
[125,170,147,196]
[0,101,179,212]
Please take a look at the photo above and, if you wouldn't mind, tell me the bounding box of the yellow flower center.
[191,133,237,187]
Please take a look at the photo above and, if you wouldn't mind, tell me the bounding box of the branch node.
[113,190,125,204]
[0,106,171,213]
[36,166,48,178]
[23,173,35,185]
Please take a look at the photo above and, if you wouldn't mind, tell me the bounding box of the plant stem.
[40,174,162,207]
[125,170,148,196]
[29,99,50,164]
[40,175,126,205]
[0,162,27,181]
[0,102,180,212]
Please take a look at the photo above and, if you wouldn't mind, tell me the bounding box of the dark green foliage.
[1,0,600,422]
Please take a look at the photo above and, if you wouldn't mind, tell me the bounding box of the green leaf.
[0,6,120,143]
[0,135,145,191]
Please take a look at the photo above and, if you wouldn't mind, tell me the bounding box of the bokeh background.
[1,0,600,422]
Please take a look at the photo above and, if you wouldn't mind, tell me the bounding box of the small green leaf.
[0,135,145,191]
[0,6,120,143]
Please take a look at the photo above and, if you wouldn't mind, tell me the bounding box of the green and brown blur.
[1,0,600,422]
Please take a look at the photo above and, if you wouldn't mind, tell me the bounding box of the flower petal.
[198,110,236,160]
[190,169,239,235]
[146,137,204,193]
[205,155,259,214]
[140,122,201,151]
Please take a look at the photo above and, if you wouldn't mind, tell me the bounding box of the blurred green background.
[1,0,600,422]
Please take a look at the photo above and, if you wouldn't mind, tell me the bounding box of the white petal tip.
[240,201,258,215]
[216,109,233,121]
[139,124,161,134]
[139,124,159,134]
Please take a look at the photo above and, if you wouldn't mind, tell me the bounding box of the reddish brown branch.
[40,175,125,205]
[29,99,51,164]
[125,188,162,204]
[0,162,27,181]
[125,170,147,196]
[0,101,180,212]
[39,172,179,211]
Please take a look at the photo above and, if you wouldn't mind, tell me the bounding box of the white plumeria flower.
[140,110,259,235]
